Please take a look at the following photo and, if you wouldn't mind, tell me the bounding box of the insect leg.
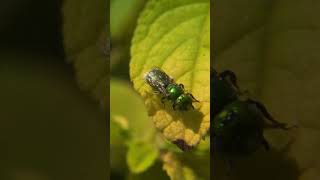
[247,99,290,130]
[220,70,239,90]
[172,102,177,110]
[178,83,185,90]
[161,97,166,107]
[188,93,199,102]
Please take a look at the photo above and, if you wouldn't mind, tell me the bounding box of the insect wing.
[144,67,173,95]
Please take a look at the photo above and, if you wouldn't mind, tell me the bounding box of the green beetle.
[144,67,199,111]
[211,68,296,157]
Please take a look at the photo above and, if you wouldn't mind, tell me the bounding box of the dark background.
[0,0,108,179]
[0,0,64,56]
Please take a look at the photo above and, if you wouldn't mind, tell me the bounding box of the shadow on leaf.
[213,140,300,180]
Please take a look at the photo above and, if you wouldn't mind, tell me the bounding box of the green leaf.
[130,0,210,150]
[127,141,159,174]
[111,0,146,40]
[0,54,108,179]
[110,119,129,145]
[127,162,169,180]
[193,137,210,155]
[111,79,159,174]
[110,79,155,141]
[62,0,108,110]
[213,0,320,179]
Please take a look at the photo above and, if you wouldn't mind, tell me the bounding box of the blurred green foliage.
[110,79,158,175]
[110,0,147,80]
[0,0,108,179]
[0,52,107,180]
[63,0,108,110]
[0,0,109,179]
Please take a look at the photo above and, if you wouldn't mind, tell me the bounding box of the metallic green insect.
[211,69,296,155]
[211,68,298,174]
[144,67,198,111]
[211,68,294,156]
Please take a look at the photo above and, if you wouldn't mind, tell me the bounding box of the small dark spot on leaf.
[173,139,193,151]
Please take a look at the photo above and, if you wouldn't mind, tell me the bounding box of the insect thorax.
[166,84,183,100]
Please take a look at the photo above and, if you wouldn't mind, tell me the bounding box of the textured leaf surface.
[161,152,200,180]
[213,0,320,179]
[62,0,108,110]
[130,0,210,149]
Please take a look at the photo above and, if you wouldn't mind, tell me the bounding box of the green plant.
[104,0,211,179]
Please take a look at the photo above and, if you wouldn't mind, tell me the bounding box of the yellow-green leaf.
[127,141,159,174]
[111,79,159,174]
[130,0,210,150]
[110,79,155,141]
[62,0,108,110]
[127,162,169,180]
[161,152,201,180]
[111,0,146,40]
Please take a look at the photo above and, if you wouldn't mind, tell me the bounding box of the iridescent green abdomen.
[175,94,194,110]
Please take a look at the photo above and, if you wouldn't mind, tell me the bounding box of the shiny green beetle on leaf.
[211,68,296,157]
[144,67,198,111]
